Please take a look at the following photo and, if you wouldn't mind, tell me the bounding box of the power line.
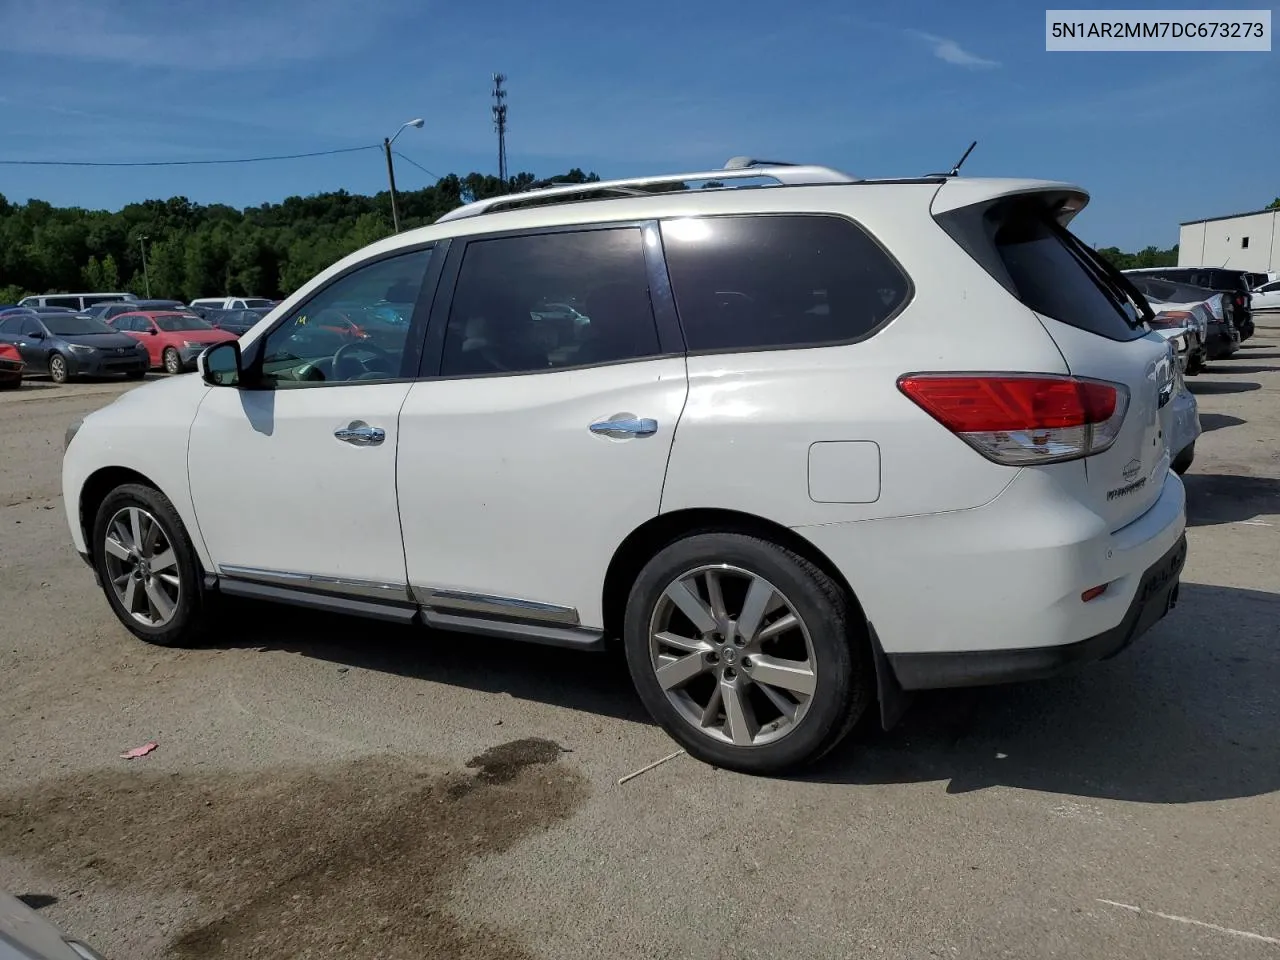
[391,151,441,182]
[0,144,380,168]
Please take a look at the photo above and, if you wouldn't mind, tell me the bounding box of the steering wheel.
[332,340,394,381]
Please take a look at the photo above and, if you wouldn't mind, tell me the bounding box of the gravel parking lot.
[2,326,1278,959]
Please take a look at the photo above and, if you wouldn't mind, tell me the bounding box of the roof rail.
[435,160,858,223]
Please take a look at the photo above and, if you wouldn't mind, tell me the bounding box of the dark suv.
[1124,267,1254,341]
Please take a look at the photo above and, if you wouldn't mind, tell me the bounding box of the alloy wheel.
[49,355,67,383]
[102,506,182,626]
[648,564,818,748]
[164,350,181,374]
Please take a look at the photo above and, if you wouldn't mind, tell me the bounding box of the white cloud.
[911,31,1000,68]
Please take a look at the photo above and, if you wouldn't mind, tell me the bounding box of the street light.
[139,235,151,298]
[384,118,424,233]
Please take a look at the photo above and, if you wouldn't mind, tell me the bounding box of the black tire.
[91,482,212,646]
[162,348,182,375]
[0,377,19,391]
[1172,441,1195,476]
[125,370,147,380]
[623,532,871,775]
[1185,353,1203,376]
[48,352,69,384]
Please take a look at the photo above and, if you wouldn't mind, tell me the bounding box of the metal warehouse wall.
[1179,211,1279,271]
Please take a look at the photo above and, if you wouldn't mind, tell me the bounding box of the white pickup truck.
[189,296,275,310]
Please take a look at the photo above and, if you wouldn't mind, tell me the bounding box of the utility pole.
[383,118,424,233]
[383,138,401,233]
[492,73,508,185]
[139,235,151,298]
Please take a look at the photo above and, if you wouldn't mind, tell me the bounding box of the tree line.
[0,168,1221,303]
[0,168,599,304]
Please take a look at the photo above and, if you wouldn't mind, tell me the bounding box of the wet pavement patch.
[0,741,586,959]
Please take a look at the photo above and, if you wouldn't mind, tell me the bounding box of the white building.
[1179,208,1279,272]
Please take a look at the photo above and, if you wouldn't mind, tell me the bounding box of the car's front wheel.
[623,532,871,774]
[162,348,182,375]
[48,352,69,384]
[92,483,210,646]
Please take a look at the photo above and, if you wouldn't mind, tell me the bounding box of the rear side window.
[44,296,79,309]
[992,212,1143,342]
[440,228,661,376]
[661,215,909,352]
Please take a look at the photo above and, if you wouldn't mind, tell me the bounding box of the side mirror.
[149,328,159,335]
[199,340,242,387]
[29,329,45,340]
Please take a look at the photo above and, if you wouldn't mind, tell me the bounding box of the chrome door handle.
[334,421,385,446]
[589,416,658,439]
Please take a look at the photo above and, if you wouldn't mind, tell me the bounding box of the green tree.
[1268,197,1280,210]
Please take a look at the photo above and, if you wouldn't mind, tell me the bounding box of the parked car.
[0,312,149,383]
[63,161,1188,774]
[1144,297,1208,374]
[1123,266,1254,341]
[86,299,186,323]
[1250,277,1280,311]
[1125,275,1240,361]
[0,342,24,389]
[203,307,272,336]
[107,311,236,374]
[0,888,106,959]
[18,292,136,312]
[189,296,276,310]
[1152,335,1200,475]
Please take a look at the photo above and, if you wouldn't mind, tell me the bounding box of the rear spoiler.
[930,178,1090,226]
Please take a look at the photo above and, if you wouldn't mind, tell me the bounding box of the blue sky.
[0,0,1275,250]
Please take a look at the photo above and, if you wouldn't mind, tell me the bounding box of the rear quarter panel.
[659,185,1070,527]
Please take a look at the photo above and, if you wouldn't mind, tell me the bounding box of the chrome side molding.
[217,564,413,603]
[412,587,581,626]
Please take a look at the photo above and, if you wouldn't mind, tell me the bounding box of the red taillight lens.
[1150,310,1193,329]
[898,374,1129,466]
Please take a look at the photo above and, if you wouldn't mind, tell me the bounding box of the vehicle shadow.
[1234,352,1280,360]
[1197,412,1246,433]
[212,600,650,724]
[809,583,1280,804]
[1188,379,1261,395]
[1183,473,1280,526]
[1207,364,1280,375]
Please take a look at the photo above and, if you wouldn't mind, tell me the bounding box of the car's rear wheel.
[162,348,182,375]
[623,532,870,774]
[92,483,210,646]
[48,353,69,384]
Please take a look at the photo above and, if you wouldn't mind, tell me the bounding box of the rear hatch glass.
[937,195,1174,530]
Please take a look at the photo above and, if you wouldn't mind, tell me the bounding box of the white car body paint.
[65,167,1186,678]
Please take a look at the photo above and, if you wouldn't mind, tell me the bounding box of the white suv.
[63,160,1187,774]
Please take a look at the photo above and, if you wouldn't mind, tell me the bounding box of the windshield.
[243,298,274,308]
[155,315,214,332]
[44,315,117,336]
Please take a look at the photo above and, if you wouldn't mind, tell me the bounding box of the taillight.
[898,374,1130,466]
[1151,310,1193,328]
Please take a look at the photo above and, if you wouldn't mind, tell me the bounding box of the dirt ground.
[1,326,1278,959]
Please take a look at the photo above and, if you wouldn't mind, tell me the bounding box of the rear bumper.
[795,466,1186,666]
[887,533,1186,689]
[1205,323,1240,359]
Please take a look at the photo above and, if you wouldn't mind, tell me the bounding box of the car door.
[397,223,689,635]
[187,245,440,603]
[5,317,50,370]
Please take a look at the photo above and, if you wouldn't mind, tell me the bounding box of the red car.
[109,311,237,374]
[0,342,23,389]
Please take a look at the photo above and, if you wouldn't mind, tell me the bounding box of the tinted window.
[441,228,659,376]
[0,317,22,333]
[44,296,80,309]
[44,315,116,336]
[661,215,909,352]
[260,248,432,386]
[155,315,213,332]
[994,212,1143,342]
[242,298,273,308]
